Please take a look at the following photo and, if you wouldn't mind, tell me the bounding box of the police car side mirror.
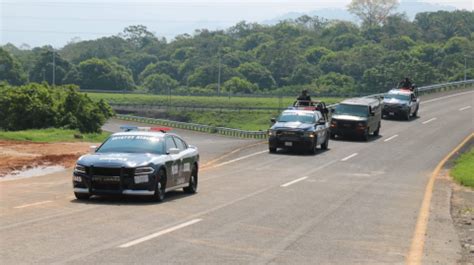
[89,145,97,154]
[168,148,180,155]
[317,119,326,125]
[330,108,335,113]
[270,118,276,123]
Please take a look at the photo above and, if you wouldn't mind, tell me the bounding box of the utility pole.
[52,48,56,86]
[464,56,467,81]
[217,54,221,96]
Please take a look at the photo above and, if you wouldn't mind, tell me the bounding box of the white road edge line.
[422,118,437,125]
[341,153,358,162]
[118,219,202,248]
[421,90,474,105]
[210,150,268,169]
[384,134,399,142]
[14,200,53,209]
[281,176,308,188]
[459,106,472,111]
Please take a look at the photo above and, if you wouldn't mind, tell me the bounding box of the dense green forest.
[1,10,473,96]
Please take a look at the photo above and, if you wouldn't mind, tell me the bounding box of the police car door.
[165,136,182,188]
[173,136,191,186]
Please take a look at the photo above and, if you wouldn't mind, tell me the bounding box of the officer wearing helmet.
[296,89,312,106]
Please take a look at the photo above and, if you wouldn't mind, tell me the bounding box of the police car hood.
[77,152,167,168]
[384,98,409,105]
[272,121,313,130]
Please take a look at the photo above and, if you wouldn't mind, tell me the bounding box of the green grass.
[86,92,341,108]
[0,128,111,143]
[451,147,474,188]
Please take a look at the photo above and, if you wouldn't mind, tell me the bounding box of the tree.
[30,49,71,85]
[236,62,276,89]
[222,77,258,94]
[121,25,157,49]
[77,58,135,90]
[314,73,356,94]
[347,0,399,27]
[139,61,179,83]
[122,53,157,82]
[0,48,27,85]
[142,74,179,94]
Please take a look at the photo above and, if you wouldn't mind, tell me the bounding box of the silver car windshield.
[334,104,369,117]
[97,135,165,154]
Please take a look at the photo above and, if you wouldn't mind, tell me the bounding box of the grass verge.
[0,128,111,143]
[451,147,474,188]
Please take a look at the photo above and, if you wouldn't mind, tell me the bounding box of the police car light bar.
[119,125,172,132]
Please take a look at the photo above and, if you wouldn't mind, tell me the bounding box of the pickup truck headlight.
[304,131,315,138]
[135,167,155,176]
[268,129,276,136]
[356,122,367,128]
[74,164,86,174]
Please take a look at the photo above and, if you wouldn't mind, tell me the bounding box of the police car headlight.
[304,131,315,138]
[135,167,155,176]
[268,129,276,136]
[74,164,86,174]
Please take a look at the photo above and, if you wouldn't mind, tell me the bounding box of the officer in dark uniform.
[399,77,413,90]
[296,89,312,106]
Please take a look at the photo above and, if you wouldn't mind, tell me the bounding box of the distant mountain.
[263,0,457,24]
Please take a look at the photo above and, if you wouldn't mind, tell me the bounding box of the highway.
[0,89,473,264]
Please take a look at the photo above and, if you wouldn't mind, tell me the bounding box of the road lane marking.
[459,106,472,111]
[384,134,399,142]
[207,150,268,169]
[421,90,474,104]
[341,153,358,162]
[118,219,202,248]
[280,177,308,187]
[406,133,474,265]
[13,200,53,209]
[422,118,437,124]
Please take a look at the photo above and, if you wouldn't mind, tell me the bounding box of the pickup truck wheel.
[373,122,381,136]
[183,166,198,194]
[412,107,419,117]
[153,169,166,202]
[74,192,90,200]
[404,110,411,120]
[321,136,329,150]
[269,147,277,153]
[363,128,369,141]
[309,140,318,154]
[330,133,336,139]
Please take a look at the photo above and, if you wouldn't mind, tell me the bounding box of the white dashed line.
[118,219,202,248]
[14,200,53,209]
[281,177,308,187]
[384,134,399,142]
[421,90,474,104]
[422,118,437,125]
[209,150,268,169]
[459,106,472,111]
[341,153,358,162]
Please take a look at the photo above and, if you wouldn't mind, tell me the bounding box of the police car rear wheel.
[154,169,166,202]
[183,167,198,194]
[74,192,90,200]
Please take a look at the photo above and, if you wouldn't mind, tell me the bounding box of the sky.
[1,0,472,48]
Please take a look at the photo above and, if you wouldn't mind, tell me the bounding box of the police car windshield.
[278,113,315,123]
[385,93,410,101]
[334,104,368,117]
[97,135,164,154]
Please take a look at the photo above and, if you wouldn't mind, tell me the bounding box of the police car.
[72,126,199,202]
[268,101,330,154]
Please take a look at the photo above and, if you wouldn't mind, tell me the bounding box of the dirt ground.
[0,140,94,177]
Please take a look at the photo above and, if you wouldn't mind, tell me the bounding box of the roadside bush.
[0,83,114,133]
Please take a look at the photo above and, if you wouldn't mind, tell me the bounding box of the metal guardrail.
[115,80,473,139]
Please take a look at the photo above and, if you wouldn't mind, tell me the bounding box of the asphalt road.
[0,89,472,264]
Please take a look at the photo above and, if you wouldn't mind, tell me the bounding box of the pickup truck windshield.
[334,104,369,117]
[97,135,164,154]
[384,94,410,101]
[278,113,315,123]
